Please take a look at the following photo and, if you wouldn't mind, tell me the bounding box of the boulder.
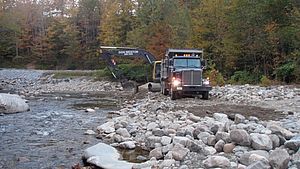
[83,143,133,169]
[204,146,217,155]
[230,129,251,146]
[207,135,216,146]
[269,134,280,148]
[97,121,115,134]
[267,123,295,139]
[239,150,269,166]
[216,132,231,143]
[161,136,172,146]
[235,114,246,124]
[213,113,229,122]
[284,135,300,151]
[119,141,136,149]
[173,136,191,147]
[269,148,290,169]
[203,156,230,168]
[197,132,211,144]
[145,136,162,148]
[215,140,225,152]
[84,130,96,135]
[0,93,29,114]
[250,133,273,150]
[249,154,269,164]
[116,128,131,138]
[172,143,190,161]
[159,159,176,168]
[149,147,163,159]
[186,140,204,153]
[147,122,158,131]
[223,143,235,153]
[246,160,271,169]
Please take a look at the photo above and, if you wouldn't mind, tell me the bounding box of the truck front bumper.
[173,85,212,92]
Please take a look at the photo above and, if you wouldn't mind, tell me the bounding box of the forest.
[0,0,299,84]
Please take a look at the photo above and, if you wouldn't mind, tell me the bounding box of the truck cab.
[161,49,212,100]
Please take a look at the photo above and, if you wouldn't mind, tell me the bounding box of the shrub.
[260,75,272,87]
[229,71,257,84]
[204,68,225,86]
[274,61,296,83]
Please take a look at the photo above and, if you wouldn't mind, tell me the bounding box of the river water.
[0,93,119,169]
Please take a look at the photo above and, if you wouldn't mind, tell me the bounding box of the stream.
[0,93,120,169]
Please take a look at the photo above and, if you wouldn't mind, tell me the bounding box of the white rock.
[161,136,172,146]
[97,121,115,134]
[173,136,191,147]
[116,128,131,138]
[84,130,96,135]
[149,147,163,159]
[172,143,190,161]
[269,148,290,169]
[147,122,158,131]
[203,155,230,168]
[250,133,273,150]
[119,141,136,149]
[230,129,251,146]
[85,108,95,112]
[0,93,30,114]
[204,146,217,155]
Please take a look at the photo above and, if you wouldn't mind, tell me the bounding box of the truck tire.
[161,82,168,95]
[202,91,209,100]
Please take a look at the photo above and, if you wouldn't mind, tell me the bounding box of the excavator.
[99,46,161,92]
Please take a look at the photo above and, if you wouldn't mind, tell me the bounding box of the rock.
[267,123,295,139]
[249,154,268,164]
[161,136,172,146]
[188,113,201,122]
[223,143,235,153]
[207,135,216,146]
[203,155,230,168]
[119,141,136,149]
[291,149,300,168]
[97,121,115,134]
[284,135,300,151]
[147,122,158,131]
[84,130,96,135]
[216,132,231,143]
[204,146,217,155]
[230,129,251,146]
[17,157,30,162]
[116,128,131,138]
[152,128,164,137]
[159,159,176,168]
[239,150,269,166]
[197,132,211,144]
[215,140,225,152]
[269,148,290,169]
[149,147,163,159]
[83,143,133,169]
[146,136,162,149]
[269,134,280,148]
[0,93,30,114]
[173,136,191,147]
[250,133,273,150]
[186,140,204,153]
[213,113,229,122]
[246,160,271,169]
[172,143,190,161]
[238,164,247,169]
[235,114,246,124]
[85,108,95,112]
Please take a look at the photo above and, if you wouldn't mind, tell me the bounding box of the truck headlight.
[172,79,181,87]
[203,77,210,85]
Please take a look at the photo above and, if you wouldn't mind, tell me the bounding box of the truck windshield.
[174,58,201,68]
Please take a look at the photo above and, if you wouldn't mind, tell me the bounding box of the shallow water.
[0,93,118,169]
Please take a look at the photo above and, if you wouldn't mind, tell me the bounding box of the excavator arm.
[99,46,159,88]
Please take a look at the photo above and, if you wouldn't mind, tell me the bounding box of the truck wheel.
[161,82,168,95]
[171,91,177,100]
[202,91,209,100]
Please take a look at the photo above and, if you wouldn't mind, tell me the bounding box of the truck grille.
[182,70,202,86]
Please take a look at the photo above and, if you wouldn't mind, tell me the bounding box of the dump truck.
[160,49,212,100]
